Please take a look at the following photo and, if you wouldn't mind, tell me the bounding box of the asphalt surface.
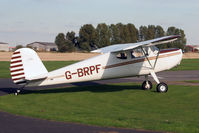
[0,111,162,133]
[0,70,199,133]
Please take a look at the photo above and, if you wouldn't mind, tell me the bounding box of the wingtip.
[91,49,102,53]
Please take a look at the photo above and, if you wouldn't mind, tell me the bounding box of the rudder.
[10,48,48,85]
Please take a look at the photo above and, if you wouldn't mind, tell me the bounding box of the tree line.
[55,23,186,52]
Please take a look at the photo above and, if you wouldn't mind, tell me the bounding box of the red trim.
[13,77,25,81]
[11,56,21,60]
[10,64,23,68]
[11,60,22,64]
[13,51,20,55]
[159,48,179,54]
[10,68,24,73]
[11,72,24,77]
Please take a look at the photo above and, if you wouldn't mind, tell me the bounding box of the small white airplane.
[10,35,182,95]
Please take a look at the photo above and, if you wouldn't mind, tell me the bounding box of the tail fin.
[10,48,48,85]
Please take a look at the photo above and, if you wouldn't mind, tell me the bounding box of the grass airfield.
[0,59,199,133]
[0,83,199,133]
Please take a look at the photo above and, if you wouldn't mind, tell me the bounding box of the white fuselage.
[28,49,182,86]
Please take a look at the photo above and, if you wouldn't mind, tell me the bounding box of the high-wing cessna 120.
[10,35,182,95]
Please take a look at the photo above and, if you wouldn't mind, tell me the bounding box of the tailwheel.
[14,89,21,96]
[156,82,168,93]
[142,81,153,90]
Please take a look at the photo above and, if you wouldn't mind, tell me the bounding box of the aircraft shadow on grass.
[4,81,143,95]
[0,80,158,96]
[0,87,17,95]
[22,82,142,95]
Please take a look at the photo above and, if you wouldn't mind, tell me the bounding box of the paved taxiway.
[0,70,199,133]
[0,111,162,133]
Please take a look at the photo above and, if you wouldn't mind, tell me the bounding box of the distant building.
[0,42,9,51]
[194,45,199,51]
[184,45,199,52]
[27,42,58,52]
[9,46,16,52]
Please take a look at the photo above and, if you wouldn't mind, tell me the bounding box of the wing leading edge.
[91,35,180,53]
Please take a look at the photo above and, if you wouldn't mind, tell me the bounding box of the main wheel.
[142,81,153,90]
[156,82,168,93]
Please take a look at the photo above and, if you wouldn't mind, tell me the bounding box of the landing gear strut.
[140,46,168,93]
[141,74,168,93]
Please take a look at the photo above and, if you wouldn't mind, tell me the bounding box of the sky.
[0,0,199,46]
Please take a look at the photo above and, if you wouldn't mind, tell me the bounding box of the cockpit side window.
[116,52,127,59]
[131,48,144,58]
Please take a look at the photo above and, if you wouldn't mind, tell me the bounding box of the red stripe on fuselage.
[103,50,181,69]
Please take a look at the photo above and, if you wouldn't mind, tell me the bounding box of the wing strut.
[140,46,152,68]
[153,51,160,69]
[141,46,159,69]
[141,46,160,84]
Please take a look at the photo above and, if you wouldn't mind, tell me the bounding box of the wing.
[91,35,180,53]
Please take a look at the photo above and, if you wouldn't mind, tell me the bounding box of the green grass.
[0,59,198,78]
[184,80,199,83]
[171,59,199,71]
[0,83,199,133]
[0,61,10,78]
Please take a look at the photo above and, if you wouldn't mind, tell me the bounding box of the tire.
[142,81,153,90]
[14,89,20,96]
[156,82,168,93]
